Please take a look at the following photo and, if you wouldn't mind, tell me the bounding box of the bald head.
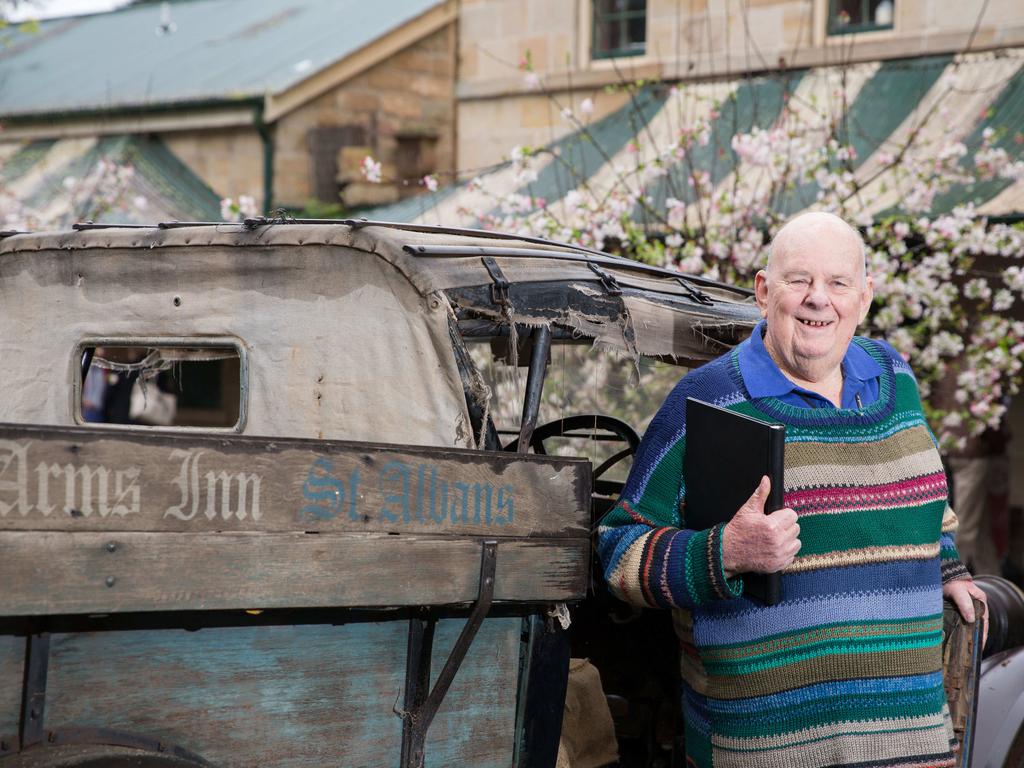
[768,212,867,287]
[754,211,875,388]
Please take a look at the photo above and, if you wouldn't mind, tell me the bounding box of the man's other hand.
[944,577,989,649]
[722,475,800,578]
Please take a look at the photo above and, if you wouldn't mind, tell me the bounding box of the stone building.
[0,0,457,220]
[456,0,1024,173]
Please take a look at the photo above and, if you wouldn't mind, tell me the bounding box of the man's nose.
[803,281,829,307]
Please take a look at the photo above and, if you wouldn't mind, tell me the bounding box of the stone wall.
[273,23,456,209]
[163,128,264,210]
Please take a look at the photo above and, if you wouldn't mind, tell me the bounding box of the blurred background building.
[0,0,457,217]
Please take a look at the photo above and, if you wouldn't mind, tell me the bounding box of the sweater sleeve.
[597,375,744,609]
[940,505,970,583]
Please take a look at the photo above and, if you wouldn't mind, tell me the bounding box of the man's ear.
[754,270,770,316]
[858,274,875,324]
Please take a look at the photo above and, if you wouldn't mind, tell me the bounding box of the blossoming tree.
[362,64,1023,452]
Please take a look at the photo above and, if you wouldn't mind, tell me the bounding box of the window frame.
[591,0,647,61]
[826,0,895,36]
[73,336,249,434]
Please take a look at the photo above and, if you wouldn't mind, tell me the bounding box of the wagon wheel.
[0,744,208,767]
[504,414,640,500]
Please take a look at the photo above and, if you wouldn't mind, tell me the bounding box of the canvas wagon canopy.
[0,220,758,446]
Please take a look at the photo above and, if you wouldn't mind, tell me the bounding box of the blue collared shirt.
[737,321,882,410]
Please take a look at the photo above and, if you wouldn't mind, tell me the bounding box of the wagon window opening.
[79,344,242,429]
[468,338,684,484]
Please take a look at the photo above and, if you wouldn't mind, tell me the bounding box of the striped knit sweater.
[598,335,968,768]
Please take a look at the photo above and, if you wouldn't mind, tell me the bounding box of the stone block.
[526,0,574,34]
[380,92,428,120]
[408,74,452,99]
[337,146,373,181]
[782,6,812,41]
[343,181,400,207]
[400,50,450,76]
[520,95,557,129]
[335,89,381,114]
[365,65,417,92]
[520,36,549,72]
[460,45,479,79]
[420,101,453,123]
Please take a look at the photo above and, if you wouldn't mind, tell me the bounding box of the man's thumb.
[738,475,770,516]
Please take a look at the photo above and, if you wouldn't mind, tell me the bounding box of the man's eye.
[788,279,809,286]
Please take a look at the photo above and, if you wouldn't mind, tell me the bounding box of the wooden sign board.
[0,424,592,616]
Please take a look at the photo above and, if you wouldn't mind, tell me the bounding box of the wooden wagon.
[0,220,761,767]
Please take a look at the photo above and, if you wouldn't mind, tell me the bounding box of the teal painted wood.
[0,634,22,739]
[40,617,521,767]
[641,71,804,217]
[780,54,952,216]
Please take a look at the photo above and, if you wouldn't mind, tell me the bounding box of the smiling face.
[754,213,874,385]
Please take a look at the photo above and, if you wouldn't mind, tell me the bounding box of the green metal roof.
[0,0,441,118]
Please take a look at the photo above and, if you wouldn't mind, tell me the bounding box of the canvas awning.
[0,134,222,227]
[371,48,1024,226]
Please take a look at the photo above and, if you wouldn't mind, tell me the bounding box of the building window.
[592,0,646,60]
[827,0,894,35]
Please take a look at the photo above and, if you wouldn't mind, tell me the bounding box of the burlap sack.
[556,658,619,768]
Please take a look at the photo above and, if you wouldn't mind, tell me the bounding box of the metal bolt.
[173,296,182,307]
[106,541,117,553]
[105,576,116,588]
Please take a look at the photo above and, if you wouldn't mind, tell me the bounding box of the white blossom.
[361,155,382,183]
[993,289,1014,311]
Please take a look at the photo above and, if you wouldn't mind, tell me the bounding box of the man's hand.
[944,577,989,649]
[722,476,800,578]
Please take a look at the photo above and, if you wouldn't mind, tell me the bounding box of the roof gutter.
[0,97,264,141]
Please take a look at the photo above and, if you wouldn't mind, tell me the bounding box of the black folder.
[683,397,785,605]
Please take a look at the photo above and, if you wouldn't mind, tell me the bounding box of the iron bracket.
[481,256,511,307]
[587,262,622,296]
[673,276,714,305]
[399,540,498,768]
[18,630,50,751]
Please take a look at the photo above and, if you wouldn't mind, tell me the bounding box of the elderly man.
[599,211,987,768]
